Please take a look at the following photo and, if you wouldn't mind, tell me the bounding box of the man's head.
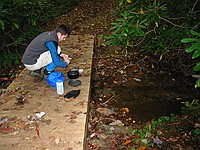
[55,24,71,42]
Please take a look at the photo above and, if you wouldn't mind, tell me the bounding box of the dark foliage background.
[0,0,81,69]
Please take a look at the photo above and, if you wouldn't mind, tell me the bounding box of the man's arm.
[45,41,67,68]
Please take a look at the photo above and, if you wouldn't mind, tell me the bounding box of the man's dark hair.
[55,24,71,36]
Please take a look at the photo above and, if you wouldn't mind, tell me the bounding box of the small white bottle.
[56,80,64,95]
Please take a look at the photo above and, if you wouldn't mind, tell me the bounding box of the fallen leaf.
[11,130,20,135]
[194,123,200,128]
[140,7,144,14]
[168,137,177,142]
[127,0,132,4]
[69,119,77,123]
[0,127,15,133]
[113,80,118,84]
[133,65,138,70]
[55,137,60,144]
[138,146,147,150]
[167,122,180,126]
[119,70,124,74]
[35,123,40,139]
[101,71,105,76]
[0,77,9,81]
[90,133,96,138]
[122,139,131,146]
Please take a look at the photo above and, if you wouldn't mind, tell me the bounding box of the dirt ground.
[1,0,200,149]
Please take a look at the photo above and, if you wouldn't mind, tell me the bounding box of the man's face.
[57,32,68,42]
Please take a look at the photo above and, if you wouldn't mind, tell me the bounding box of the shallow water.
[113,86,183,121]
[111,73,200,121]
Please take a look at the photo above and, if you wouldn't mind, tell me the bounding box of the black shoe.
[44,69,54,75]
[64,89,81,99]
[29,69,44,80]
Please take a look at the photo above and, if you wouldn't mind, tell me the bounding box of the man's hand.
[64,58,70,64]
[60,53,70,64]
[60,53,69,59]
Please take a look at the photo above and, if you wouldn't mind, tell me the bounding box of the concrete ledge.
[0,35,94,150]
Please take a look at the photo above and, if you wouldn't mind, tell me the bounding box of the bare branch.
[158,15,185,29]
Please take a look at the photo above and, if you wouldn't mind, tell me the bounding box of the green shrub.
[104,0,169,49]
[181,30,200,88]
[104,0,199,87]
[0,51,22,68]
[104,0,199,55]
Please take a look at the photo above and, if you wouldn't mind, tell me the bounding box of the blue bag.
[46,72,65,88]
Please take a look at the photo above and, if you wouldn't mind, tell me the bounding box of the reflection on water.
[112,85,199,121]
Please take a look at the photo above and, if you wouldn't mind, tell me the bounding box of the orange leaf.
[0,77,9,81]
[139,146,147,150]
[133,65,138,70]
[122,140,131,146]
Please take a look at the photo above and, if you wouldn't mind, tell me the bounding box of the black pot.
[67,70,79,79]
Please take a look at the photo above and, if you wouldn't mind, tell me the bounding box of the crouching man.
[21,24,71,80]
